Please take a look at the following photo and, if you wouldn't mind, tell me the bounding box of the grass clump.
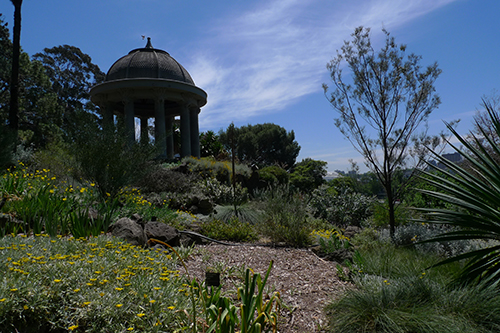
[326,239,500,332]
[201,216,258,242]
[256,186,313,247]
[0,235,190,332]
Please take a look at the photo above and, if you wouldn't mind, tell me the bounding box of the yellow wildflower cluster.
[311,229,350,241]
[0,235,186,331]
[119,187,152,207]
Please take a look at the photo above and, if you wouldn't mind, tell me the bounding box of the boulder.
[144,221,180,247]
[111,217,147,246]
[344,226,361,240]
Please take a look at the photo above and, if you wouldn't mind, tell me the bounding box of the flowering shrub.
[0,235,190,332]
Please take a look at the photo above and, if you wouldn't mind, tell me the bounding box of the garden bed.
[181,243,352,333]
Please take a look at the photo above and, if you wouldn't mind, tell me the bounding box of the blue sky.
[1,0,499,172]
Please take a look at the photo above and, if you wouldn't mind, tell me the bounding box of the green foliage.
[0,14,62,150]
[369,201,413,228]
[195,281,239,333]
[326,239,500,333]
[327,275,500,333]
[310,185,377,227]
[289,158,327,193]
[200,130,227,159]
[0,126,15,170]
[138,165,197,194]
[72,127,156,199]
[201,217,258,242]
[0,235,190,332]
[237,261,280,333]
[198,178,248,206]
[258,165,289,187]
[415,103,500,286]
[256,186,312,247]
[212,204,261,225]
[219,123,300,170]
[319,234,351,253]
[192,261,279,333]
[182,156,251,185]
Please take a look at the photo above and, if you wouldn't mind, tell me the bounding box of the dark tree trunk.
[8,0,23,151]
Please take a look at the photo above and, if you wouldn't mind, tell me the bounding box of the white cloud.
[188,0,459,129]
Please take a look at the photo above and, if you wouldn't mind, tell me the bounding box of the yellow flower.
[53,279,62,283]
[0,298,6,302]
[23,305,29,310]
[73,289,80,292]
[68,325,79,331]
[115,287,124,291]
[10,288,18,292]
[83,302,91,306]
[137,313,146,318]
[116,304,123,308]
[167,306,175,310]
[127,328,134,331]
[149,300,156,304]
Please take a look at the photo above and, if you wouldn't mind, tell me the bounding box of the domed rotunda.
[90,38,207,158]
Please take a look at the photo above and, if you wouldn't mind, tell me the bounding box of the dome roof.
[105,38,195,84]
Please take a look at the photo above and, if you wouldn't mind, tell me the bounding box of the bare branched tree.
[323,27,443,238]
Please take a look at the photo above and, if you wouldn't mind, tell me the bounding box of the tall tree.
[219,123,300,170]
[33,45,105,141]
[8,0,22,149]
[323,27,442,238]
[1,14,61,149]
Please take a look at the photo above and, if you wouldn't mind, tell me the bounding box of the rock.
[344,226,361,239]
[111,217,147,246]
[144,221,180,247]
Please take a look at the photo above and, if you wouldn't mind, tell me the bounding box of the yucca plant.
[415,102,500,286]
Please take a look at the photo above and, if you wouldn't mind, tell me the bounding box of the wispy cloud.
[188,0,458,129]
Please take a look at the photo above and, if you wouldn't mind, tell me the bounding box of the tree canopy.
[290,158,327,193]
[32,45,105,141]
[219,123,300,169]
[0,14,62,149]
[323,26,442,238]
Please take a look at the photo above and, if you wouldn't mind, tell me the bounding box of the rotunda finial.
[145,37,153,49]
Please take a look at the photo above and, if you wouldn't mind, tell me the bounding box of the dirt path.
[180,244,351,332]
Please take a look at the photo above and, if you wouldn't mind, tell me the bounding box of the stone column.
[190,108,200,158]
[154,97,167,158]
[140,117,149,145]
[180,103,191,157]
[124,99,135,144]
[165,115,174,159]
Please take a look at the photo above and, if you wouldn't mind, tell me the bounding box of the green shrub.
[201,216,258,242]
[256,186,313,247]
[0,235,190,332]
[258,165,289,187]
[197,177,248,205]
[182,156,251,185]
[369,201,413,228]
[72,127,157,199]
[138,166,197,194]
[310,185,376,227]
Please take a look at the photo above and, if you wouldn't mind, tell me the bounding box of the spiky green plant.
[415,102,500,286]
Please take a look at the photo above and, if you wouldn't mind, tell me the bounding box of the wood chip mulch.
[179,243,352,333]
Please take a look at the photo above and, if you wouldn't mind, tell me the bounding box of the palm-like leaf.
[415,102,500,286]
